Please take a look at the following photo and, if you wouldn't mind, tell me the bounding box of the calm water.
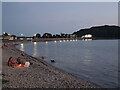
[16,40,119,88]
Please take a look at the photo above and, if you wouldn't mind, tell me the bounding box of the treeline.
[73,25,120,39]
[33,33,76,38]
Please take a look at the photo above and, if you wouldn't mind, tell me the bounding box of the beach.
[2,41,100,88]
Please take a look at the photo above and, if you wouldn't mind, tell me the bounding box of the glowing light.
[63,40,66,42]
[20,38,23,40]
[66,40,69,42]
[46,41,48,44]
[20,43,24,51]
[59,40,62,42]
[54,41,57,43]
[34,42,37,45]
[85,39,88,41]
[83,39,92,41]
[21,43,24,46]
[3,32,6,34]
[21,34,23,36]
[82,34,92,38]
[33,43,38,57]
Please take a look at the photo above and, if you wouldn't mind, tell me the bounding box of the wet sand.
[2,41,101,88]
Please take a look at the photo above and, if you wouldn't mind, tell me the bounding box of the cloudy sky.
[2,2,118,36]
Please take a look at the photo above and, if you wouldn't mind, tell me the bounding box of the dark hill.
[73,25,120,39]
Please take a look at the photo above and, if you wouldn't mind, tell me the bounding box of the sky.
[2,2,118,36]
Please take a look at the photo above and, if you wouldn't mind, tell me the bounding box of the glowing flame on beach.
[18,64,22,67]
[14,64,27,68]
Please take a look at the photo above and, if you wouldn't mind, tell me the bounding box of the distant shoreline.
[2,41,101,88]
[2,37,119,43]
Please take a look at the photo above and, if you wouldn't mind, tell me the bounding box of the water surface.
[16,40,119,88]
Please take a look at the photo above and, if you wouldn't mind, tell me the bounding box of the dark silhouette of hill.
[73,25,120,39]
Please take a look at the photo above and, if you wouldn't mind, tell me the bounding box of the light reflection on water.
[17,40,119,88]
[20,43,24,51]
[33,42,38,57]
[83,49,92,65]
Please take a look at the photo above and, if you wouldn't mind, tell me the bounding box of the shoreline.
[2,41,101,88]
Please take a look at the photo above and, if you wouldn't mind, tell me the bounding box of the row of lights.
[21,39,78,47]
[59,39,78,42]
[33,39,78,45]
[20,39,78,51]
[53,39,78,43]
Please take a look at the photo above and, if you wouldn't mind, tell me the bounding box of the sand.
[2,41,101,88]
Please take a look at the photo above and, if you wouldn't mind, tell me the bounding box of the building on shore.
[81,34,93,40]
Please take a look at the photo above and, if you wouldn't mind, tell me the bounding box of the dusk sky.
[2,2,118,36]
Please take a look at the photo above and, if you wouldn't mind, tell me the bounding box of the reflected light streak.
[33,43,38,57]
[59,40,62,42]
[85,39,92,41]
[20,43,24,51]
[83,50,92,65]
[34,42,37,45]
[46,41,48,44]
[63,40,66,42]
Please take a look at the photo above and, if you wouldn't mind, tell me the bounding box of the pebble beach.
[2,41,101,88]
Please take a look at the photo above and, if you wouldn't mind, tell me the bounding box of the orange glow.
[14,64,27,68]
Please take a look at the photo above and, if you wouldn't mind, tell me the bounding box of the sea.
[16,39,119,88]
